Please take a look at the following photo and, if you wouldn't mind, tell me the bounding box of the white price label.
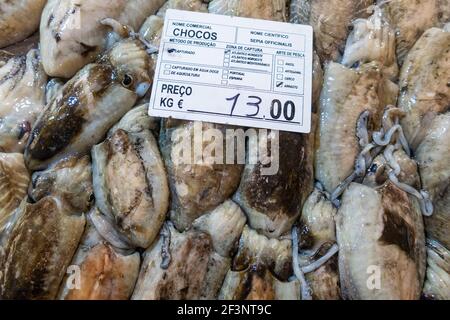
[149,9,313,133]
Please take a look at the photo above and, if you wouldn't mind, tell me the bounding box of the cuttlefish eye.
[122,74,134,87]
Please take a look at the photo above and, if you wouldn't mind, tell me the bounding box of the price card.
[149,9,313,133]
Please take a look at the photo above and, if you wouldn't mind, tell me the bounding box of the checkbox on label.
[277,67,284,72]
[278,60,284,65]
[224,58,230,63]
[224,54,230,59]
[276,74,283,80]
[224,62,229,67]
[164,70,171,75]
[222,74,229,79]
[223,70,229,74]
[165,64,171,69]
[221,80,228,85]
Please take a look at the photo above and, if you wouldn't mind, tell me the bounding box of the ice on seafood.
[92,112,169,249]
[159,120,243,231]
[422,238,450,300]
[209,0,287,22]
[59,214,140,300]
[398,26,450,149]
[40,0,165,78]
[0,49,46,153]
[25,38,152,170]
[234,130,314,238]
[342,8,398,79]
[0,153,29,231]
[315,62,398,193]
[415,113,450,249]
[290,0,373,62]
[132,223,230,300]
[379,0,450,65]
[0,196,86,299]
[0,0,47,48]
[337,182,426,300]
[29,155,93,212]
[295,188,341,300]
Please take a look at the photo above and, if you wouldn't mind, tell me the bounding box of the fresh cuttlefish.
[40,0,165,78]
[138,0,209,86]
[2,33,40,56]
[293,187,341,300]
[0,196,86,299]
[289,0,373,63]
[132,200,246,300]
[378,0,450,65]
[159,120,243,231]
[336,181,426,299]
[0,0,47,48]
[315,61,398,194]
[415,112,450,249]
[0,49,47,153]
[157,0,208,18]
[219,226,299,300]
[312,52,323,110]
[398,26,450,149]
[24,37,152,171]
[422,238,450,300]
[92,106,169,249]
[342,7,398,80]
[58,209,141,300]
[233,130,315,238]
[209,0,287,21]
[0,155,93,299]
[0,153,29,233]
[29,155,94,212]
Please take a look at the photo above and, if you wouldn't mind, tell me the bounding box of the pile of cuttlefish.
[0,0,449,300]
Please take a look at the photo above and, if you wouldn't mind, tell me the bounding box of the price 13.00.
[226,93,296,122]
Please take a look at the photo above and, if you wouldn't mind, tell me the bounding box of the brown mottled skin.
[0,197,85,299]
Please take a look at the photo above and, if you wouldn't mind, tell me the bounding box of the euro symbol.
[178,99,184,109]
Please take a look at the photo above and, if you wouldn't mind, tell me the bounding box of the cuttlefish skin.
[0,49,47,153]
[315,62,398,193]
[0,0,47,48]
[337,182,426,300]
[0,153,29,231]
[159,120,243,231]
[132,201,246,299]
[415,113,450,249]
[40,0,165,78]
[30,155,93,213]
[297,188,341,300]
[379,0,450,65]
[58,215,140,300]
[131,224,230,300]
[209,0,287,22]
[290,0,373,63]
[398,27,450,149]
[92,127,169,249]
[233,130,315,238]
[422,238,450,300]
[24,39,151,171]
[0,197,85,300]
